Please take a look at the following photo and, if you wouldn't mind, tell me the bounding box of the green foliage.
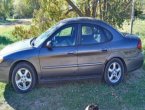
[75,0,132,28]
[33,0,74,32]
[138,14,145,20]
[13,0,75,39]
[0,0,40,19]
[135,9,143,18]
[0,0,13,20]
[12,0,145,39]
[12,26,39,39]
[13,0,37,18]
[134,0,145,18]
[12,26,29,39]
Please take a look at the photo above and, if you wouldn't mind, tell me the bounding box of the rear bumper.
[125,52,144,72]
[0,66,10,83]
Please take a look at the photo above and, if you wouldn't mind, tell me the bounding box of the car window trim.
[78,23,113,46]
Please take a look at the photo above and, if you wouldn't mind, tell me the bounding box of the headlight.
[0,56,3,63]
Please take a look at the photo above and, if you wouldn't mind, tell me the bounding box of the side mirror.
[46,41,52,49]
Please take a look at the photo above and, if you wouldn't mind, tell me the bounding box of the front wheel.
[104,58,125,85]
[11,62,37,93]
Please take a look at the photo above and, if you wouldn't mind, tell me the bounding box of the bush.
[12,26,40,39]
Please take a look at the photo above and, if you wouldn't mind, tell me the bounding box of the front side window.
[52,26,75,47]
[34,22,64,47]
[81,25,112,45]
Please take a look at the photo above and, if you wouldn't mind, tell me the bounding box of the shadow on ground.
[0,36,13,45]
[3,79,102,110]
[3,68,145,110]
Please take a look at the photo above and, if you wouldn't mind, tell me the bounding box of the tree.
[14,0,143,39]
[13,0,40,18]
[66,0,132,27]
[0,0,13,20]
[130,0,135,34]
[13,0,75,38]
[32,0,75,33]
[134,0,144,18]
[32,0,133,33]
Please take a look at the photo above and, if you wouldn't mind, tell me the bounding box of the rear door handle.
[101,49,108,52]
[67,51,75,55]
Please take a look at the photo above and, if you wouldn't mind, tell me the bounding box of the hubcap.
[15,68,32,91]
[107,62,121,83]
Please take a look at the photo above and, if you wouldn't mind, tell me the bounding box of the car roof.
[59,17,105,24]
[58,17,123,41]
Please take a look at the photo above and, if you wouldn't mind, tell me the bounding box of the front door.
[39,24,78,79]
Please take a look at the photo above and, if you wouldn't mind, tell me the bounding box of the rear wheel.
[104,58,125,85]
[11,62,36,93]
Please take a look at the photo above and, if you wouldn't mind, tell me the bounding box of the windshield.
[33,22,64,47]
[33,26,56,47]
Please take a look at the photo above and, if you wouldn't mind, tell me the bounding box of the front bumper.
[125,52,144,72]
[0,66,10,83]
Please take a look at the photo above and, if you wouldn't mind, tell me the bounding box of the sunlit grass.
[0,25,30,50]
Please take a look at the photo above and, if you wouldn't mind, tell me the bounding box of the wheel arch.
[9,60,38,83]
[105,57,127,74]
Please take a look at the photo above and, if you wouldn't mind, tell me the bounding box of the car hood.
[0,38,33,56]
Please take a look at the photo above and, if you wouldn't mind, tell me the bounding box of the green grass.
[0,19,144,110]
[1,70,145,110]
[0,22,30,49]
[0,26,17,49]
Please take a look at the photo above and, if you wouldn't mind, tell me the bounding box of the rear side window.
[103,28,113,41]
[81,24,113,45]
[82,26,93,35]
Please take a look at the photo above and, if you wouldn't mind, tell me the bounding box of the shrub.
[12,26,40,40]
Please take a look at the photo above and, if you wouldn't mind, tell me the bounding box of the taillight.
[137,39,142,50]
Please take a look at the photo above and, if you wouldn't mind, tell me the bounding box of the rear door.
[77,23,112,76]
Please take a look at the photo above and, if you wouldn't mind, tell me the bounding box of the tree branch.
[123,0,132,11]
[65,8,74,15]
[66,0,84,16]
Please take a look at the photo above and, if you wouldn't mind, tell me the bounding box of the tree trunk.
[102,0,106,20]
[130,0,135,34]
[99,0,102,19]
[85,0,91,17]
[92,0,97,18]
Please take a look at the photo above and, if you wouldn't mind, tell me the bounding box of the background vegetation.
[0,0,144,39]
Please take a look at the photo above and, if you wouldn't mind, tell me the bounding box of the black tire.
[104,58,125,85]
[11,62,37,93]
